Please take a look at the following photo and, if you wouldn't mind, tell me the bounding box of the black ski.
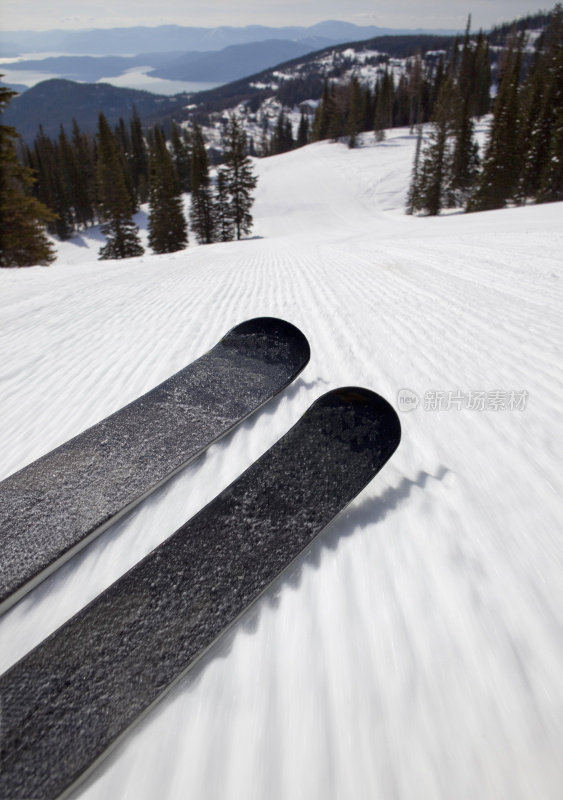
[0,317,310,614]
[0,387,400,800]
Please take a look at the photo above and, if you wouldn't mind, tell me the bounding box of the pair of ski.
[0,318,401,799]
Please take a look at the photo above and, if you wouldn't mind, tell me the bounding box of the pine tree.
[258,114,271,157]
[449,78,480,206]
[382,69,394,128]
[129,107,150,204]
[408,55,424,131]
[272,110,285,154]
[410,78,455,215]
[0,84,56,267]
[429,55,446,114]
[473,31,492,118]
[406,124,424,214]
[222,114,258,240]
[215,168,235,242]
[311,81,327,141]
[373,76,386,142]
[271,110,294,154]
[518,49,547,201]
[468,32,524,211]
[327,84,345,141]
[28,128,55,228]
[115,117,131,154]
[537,6,563,201]
[312,80,333,141]
[539,104,563,201]
[374,70,394,141]
[96,112,144,260]
[31,126,73,238]
[395,74,411,127]
[520,5,563,202]
[362,85,374,131]
[55,126,78,238]
[346,76,363,148]
[117,140,138,215]
[71,119,96,228]
[284,116,294,152]
[451,107,480,206]
[457,15,474,99]
[189,121,216,244]
[170,121,191,193]
[297,110,310,147]
[147,126,188,254]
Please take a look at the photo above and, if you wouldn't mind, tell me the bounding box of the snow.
[1,126,563,800]
[342,48,382,62]
[256,45,410,93]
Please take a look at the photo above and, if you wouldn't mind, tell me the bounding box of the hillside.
[1,129,562,799]
[150,40,319,82]
[0,79,188,141]
[175,32,458,118]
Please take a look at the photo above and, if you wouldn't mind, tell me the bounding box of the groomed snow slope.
[1,127,562,800]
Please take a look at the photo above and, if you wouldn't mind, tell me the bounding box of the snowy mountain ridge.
[180,9,553,154]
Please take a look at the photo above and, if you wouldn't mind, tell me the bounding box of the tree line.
[1,84,56,266]
[1,96,257,266]
[251,6,561,213]
[246,37,487,160]
[261,6,560,213]
[409,5,563,214]
[298,31,491,152]
[2,7,561,265]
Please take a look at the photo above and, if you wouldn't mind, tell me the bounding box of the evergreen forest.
[1,6,561,266]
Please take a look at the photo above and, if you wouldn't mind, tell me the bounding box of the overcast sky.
[2,0,553,33]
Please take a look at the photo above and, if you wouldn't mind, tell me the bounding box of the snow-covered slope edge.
[1,128,562,800]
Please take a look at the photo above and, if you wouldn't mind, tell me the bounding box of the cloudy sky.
[2,0,552,32]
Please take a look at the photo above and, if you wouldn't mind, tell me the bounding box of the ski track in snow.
[1,127,563,800]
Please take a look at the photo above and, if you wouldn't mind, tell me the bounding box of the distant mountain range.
[1,32,458,142]
[0,21,458,58]
[0,40,321,85]
[1,8,550,148]
[150,40,320,82]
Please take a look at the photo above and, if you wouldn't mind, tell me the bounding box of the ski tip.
[221,317,311,369]
[313,386,402,457]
